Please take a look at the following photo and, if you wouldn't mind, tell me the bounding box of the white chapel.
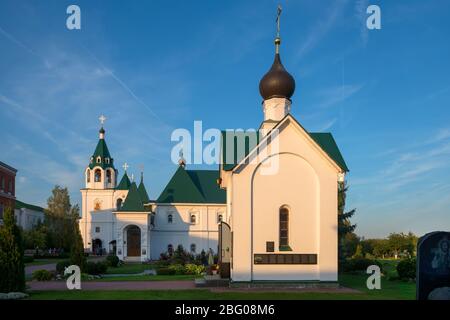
[79,25,348,282]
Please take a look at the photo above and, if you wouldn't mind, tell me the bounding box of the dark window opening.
[279,207,289,247]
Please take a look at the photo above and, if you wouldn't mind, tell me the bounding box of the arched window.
[105,158,110,164]
[190,214,197,224]
[217,213,223,223]
[168,244,174,255]
[106,169,112,184]
[279,207,289,248]
[94,169,102,182]
[116,198,123,210]
[168,214,173,224]
[86,169,91,183]
[190,244,196,253]
[96,156,101,164]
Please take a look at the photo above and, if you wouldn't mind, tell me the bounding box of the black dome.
[259,53,295,100]
[99,127,105,134]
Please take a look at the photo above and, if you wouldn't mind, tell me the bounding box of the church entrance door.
[126,225,141,257]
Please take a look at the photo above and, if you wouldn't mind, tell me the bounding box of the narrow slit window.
[279,207,289,248]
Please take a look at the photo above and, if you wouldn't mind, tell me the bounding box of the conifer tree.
[0,207,25,292]
[338,181,356,265]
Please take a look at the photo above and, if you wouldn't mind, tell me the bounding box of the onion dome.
[259,37,296,100]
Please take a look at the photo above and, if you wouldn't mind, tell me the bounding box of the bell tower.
[85,115,117,189]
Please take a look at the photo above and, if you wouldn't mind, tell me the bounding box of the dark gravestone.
[417,231,450,300]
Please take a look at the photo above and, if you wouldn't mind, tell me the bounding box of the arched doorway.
[126,225,141,257]
[92,238,102,256]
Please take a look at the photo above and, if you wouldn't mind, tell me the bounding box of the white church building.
[79,30,348,282]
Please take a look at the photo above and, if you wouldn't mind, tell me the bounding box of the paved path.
[27,280,196,291]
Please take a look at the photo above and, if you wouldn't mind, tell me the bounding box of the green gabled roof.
[138,176,150,203]
[157,166,226,204]
[15,200,44,212]
[220,122,348,172]
[186,170,226,203]
[309,132,349,172]
[88,136,115,170]
[119,182,148,212]
[221,130,262,171]
[116,173,131,190]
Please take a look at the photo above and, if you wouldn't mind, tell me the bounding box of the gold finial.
[275,4,282,54]
[178,150,186,168]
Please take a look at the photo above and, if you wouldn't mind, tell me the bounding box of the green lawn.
[105,263,155,275]
[25,259,65,267]
[339,273,415,300]
[27,273,416,300]
[95,274,198,282]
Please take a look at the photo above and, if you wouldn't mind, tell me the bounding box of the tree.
[342,232,360,258]
[372,239,390,258]
[352,243,364,259]
[0,207,25,292]
[44,186,80,251]
[23,221,47,250]
[69,213,86,272]
[338,181,356,264]
[387,232,417,259]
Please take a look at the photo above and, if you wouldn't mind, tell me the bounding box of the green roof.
[157,166,226,204]
[220,122,348,172]
[309,132,349,172]
[88,137,115,170]
[221,130,262,171]
[119,182,149,212]
[15,200,44,212]
[116,173,131,190]
[138,175,150,203]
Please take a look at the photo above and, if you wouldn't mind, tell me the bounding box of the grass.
[95,274,198,282]
[105,263,155,275]
[26,273,416,300]
[25,259,65,267]
[339,273,415,300]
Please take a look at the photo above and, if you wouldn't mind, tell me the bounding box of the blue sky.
[1,0,449,238]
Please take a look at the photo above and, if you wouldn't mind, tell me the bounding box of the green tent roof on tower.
[116,173,131,190]
[119,182,149,212]
[157,165,226,204]
[138,173,150,203]
[88,127,115,170]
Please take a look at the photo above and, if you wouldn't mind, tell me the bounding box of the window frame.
[279,206,291,251]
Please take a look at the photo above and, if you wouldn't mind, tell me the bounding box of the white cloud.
[296,0,349,60]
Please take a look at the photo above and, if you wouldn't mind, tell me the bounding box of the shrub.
[56,260,71,274]
[342,258,382,273]
[157,267,176,275]
[397,258,416,280]
[23,256,34,263]
[155,259,170,268]
[184,263,205,275]
[32,269,53,281]
[106,255,120,267]
[85,261,108,275]
[168,264,185,275]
